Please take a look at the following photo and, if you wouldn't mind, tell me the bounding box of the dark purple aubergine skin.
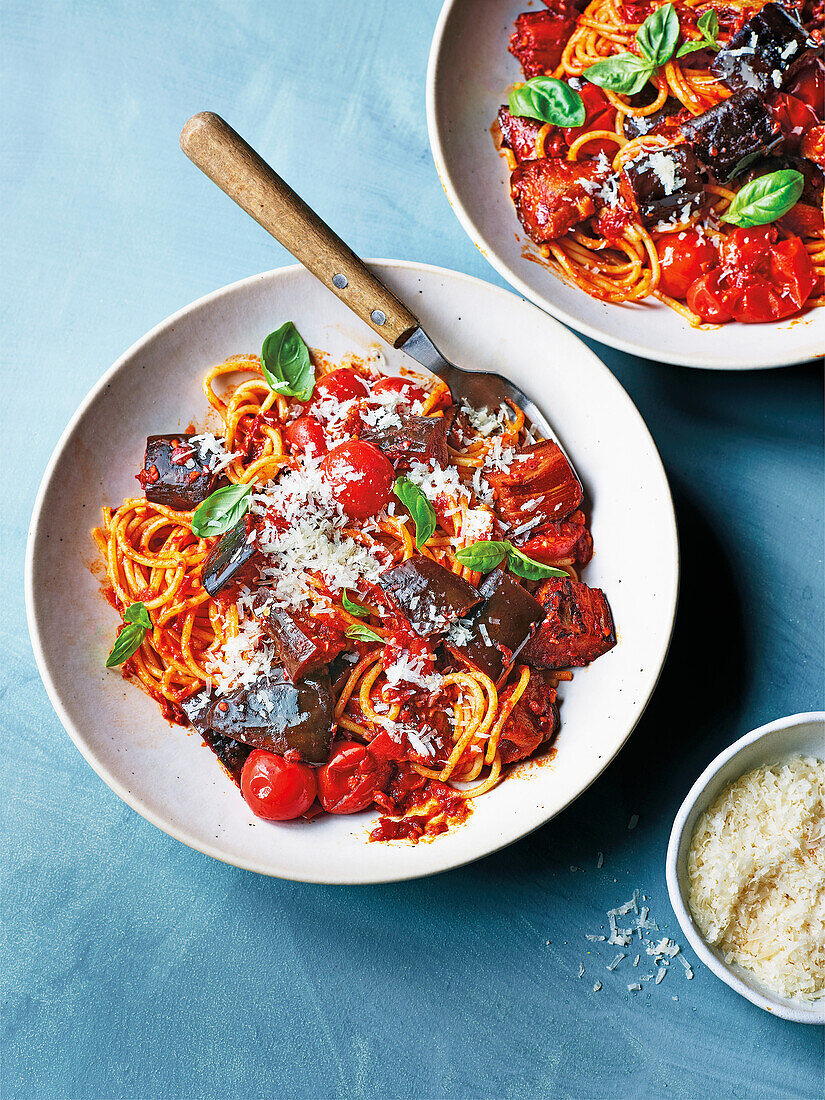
[621,147,707,223]
[378,556,482,638]
[624,95,686,139]
[261,606,343,681]
[445,569,546,681]
[180,691,251,786]
[203,669,334,764]
[710,3,812,95]
[681,88,783,181]
[202,516,258,597]
[142,435,217,511]
[360,413,448,469]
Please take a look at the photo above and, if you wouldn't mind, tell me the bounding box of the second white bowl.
[666,712,825,1024]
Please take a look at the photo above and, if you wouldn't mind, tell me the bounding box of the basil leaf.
[342,590,371,618]
[721,170,805,227]
[455,540,510,573]
[123,601,152,630]
[346,623,384,644]
[191,481,254,537]
[261,321,314,401]
[636,3,679,67]
[676,9,720,55]
[508,77,586,127]
[506,545,570,581]
[106,611,151,668]
[584,54,654,95]
[393,477,436,549]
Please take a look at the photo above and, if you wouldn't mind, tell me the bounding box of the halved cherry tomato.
[284,415,327,457]
[309,367,369,411]
[320,440,394,519]
[371,376,427,407]
[240,750,317,821]
[656,231,717,300]
[687,272,732,323]
[317,741,391,814]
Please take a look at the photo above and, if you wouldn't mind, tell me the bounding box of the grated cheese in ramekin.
[688,756,825,1002]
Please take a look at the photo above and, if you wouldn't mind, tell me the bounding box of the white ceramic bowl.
[426,0,825,369]
[666,712,825,1024]
[26,261,678,883]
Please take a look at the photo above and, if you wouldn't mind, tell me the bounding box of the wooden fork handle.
[180,112,420,348]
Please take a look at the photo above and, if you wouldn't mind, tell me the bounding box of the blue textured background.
[3,2,823,1097]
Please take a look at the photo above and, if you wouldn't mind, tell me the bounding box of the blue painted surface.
[3,1,823,1097]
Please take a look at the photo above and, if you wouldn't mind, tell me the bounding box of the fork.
[179,112,561,449]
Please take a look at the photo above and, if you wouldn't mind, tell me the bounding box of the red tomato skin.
[317,742,391,814]
[309,368,369,411]
[240,750,317,821]
[284,416,327,457]
[371,376,427,406]
[656,231,717,300]
[771,238,817,308]
[320,440,395,520]
[687,273,733,324]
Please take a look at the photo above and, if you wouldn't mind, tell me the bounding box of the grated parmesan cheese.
[688,756,825,1002]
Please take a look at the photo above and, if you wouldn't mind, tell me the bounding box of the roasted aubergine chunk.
[497,670,560,764]
[498,105,547,164]
[180,691,251,785]
[445,568,546,682]
[202,514,257,597]
[487,439,583,528]
[522,578,616,669]
[710,3,813,94]
[681,88,782,181]
[360,412,448,469]
[203,669,335,764]
[258,601,345,682]
[138,434,220,511]
[510,158,607,242]
[621,147,706,223]
[378,556,482,638]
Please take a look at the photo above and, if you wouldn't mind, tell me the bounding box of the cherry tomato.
[787,59,825,116]
[768,237,817,310]
[317,741,391,814]
[719,226,772,275]
[284,415,327,457]
[240,750,317,821]
[309,367,369,411]
[320,440,395,520]
[371,376,427,407]
[656,231,716,300]
[687,272,732,323]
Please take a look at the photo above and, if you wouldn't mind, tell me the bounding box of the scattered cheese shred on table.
[688,756,825,1002]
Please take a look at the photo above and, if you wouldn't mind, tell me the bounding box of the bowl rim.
[425,0,825,371]
[665,711,825,1024]
[26,259,679,883]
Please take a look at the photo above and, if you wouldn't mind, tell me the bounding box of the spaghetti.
[496,0,824,325]
[93,336,615,841]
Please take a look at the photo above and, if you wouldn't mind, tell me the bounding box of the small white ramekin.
[666,712,825,1025]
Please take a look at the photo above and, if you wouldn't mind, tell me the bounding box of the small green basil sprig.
[676,10,721,57]
[455,539,569,582]
[584,3,679,94]
[191,481,255,537]
[393,477,436,549]
[342,590,371,617]
[106,602,152,668]
[721,170,805,227]
[261,321,315,402]
[346,622,384,644]
[508,76,586,127]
